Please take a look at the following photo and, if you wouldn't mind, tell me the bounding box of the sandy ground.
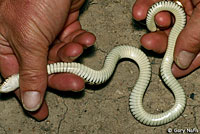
[0,0,200,134]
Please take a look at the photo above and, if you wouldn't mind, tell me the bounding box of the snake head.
[0,74,19,93]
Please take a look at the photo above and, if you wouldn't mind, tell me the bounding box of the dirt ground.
[0,0,200,134]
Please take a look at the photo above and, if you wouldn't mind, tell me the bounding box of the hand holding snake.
[0,0,96,120]
[133,0,200,77]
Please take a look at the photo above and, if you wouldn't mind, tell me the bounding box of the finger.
[73,31,96,47]
[49,29,95,62]
[28,101,48,121]
[48,73,85,92]
[63,31,96,58]
[58,19,96,47]
[60,21,96,47]
[155,11,172,28]
[132,0,150,20]
[174,6,200,69]
[172,53,200,78]
[140,31,168,54]
[59,21,81,41]
[182,0,193,16]
[132,0,171,27]
[192,0,200,6]
[11,35,49,112]
[0,44,49,119]
[49,31,95,62]
[57,42,83,62]
[48,42,83,62]
[65,11,79,26]
[70,0,86,13]
[15,89,49,121]
[19,51,47,111]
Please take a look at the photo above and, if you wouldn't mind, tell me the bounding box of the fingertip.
[60,21,81,41]
[19,70,47,111]
[172,53,200,78]
[73,32,96,47]
[174,51,195,69]
[48,73,85,92]
[140,32,168,53]
[14,90,48,120]
[174,30,200,69]
[15,46,48,111]
[172,64,183,78]
[29,101,49,121]
[132,1,149,21]
[172,63,193,78]
[155,12,172,28]
[58,42,83,62]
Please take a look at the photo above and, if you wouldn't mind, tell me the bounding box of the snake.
[0,1,186,126]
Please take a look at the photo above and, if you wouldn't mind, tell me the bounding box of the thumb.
[174,6,200,69]
[14,37,49,112]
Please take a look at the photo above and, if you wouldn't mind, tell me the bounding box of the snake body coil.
[0,1,186,126]
[129,1,186,125]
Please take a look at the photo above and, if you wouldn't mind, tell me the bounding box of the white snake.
[0,1,186,126]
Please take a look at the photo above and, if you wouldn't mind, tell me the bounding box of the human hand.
[133,0,200,77]
[0,0,95,120]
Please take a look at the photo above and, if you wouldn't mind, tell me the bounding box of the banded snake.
[0,1,187,126]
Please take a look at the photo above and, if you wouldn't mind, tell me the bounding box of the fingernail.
[69,56,79,61]
[175,51,195,69]
[22,91,41,111]
[72,86,85,92]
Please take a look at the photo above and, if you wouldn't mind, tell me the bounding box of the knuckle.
[19,69,47,90]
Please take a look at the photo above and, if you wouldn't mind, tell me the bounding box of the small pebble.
[190,93,195,100]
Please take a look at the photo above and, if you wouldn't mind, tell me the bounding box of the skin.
[133,0,200,78]
[0,0,96,120]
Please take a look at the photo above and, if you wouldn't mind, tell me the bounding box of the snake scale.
[0,1,187,126]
